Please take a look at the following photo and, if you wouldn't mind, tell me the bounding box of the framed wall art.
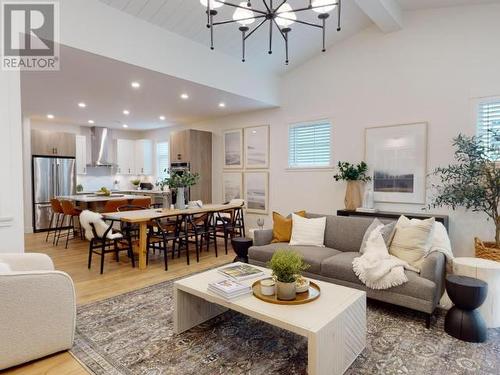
[222,172,243,203]
[223,129,243,169]
[244,171,269,214]
[244,125,269,168]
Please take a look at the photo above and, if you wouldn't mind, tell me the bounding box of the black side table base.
[233,256,249,263]
[445,307,488,343]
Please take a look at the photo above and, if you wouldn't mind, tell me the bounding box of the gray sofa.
[249,214,446,327]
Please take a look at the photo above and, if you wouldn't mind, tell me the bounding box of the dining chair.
[215,202,246,254]
[58,200,83,249]
[146,218,179,271]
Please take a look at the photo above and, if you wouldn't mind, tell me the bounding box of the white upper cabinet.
[116,139,152,175]
[116,139,135,175]
[75,135,87,175]
[135,139,153,175]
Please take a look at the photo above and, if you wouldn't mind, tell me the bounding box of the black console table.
[337,209,449,230]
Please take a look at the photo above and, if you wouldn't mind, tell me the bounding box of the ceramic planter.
[345,180,364,211]
[276,281,296,301]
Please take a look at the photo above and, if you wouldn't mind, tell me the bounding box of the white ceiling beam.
[354,0,403,33]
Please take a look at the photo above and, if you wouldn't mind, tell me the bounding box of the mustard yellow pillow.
[272,210,306,243]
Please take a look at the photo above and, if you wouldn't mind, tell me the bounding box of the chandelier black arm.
[261,0,271,13]
[213,15,266,27]
[215,0,268,15]
[276,16,322,28]
[271,18,287,42]
[279,3,339,14]
[244,18,268,41]
[274,0,288,12]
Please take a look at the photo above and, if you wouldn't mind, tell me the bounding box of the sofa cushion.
[323,216,376,252]
[248,243,340,274]
[321,252,436,301]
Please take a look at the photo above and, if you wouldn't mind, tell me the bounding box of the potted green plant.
[267,250,310,300]
[76,184,84,193]
[333,161,371,211]
[131,178,141,190]
[429,132,500,260]
[161,170,200,209]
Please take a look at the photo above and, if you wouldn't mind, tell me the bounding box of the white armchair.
[0,253,76,370]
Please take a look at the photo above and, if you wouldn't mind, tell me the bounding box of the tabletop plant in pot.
[267,250,310,301]
[429,132,500,261]
[334,161,371,211]
[161,170,200,209]
[131,178,141,190]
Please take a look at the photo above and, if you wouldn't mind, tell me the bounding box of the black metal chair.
[215,204,246,254]
[87,221,135,274]
[146,218,179,271]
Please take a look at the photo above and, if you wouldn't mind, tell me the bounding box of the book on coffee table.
[217,264,264,281]
[208,279,252,300]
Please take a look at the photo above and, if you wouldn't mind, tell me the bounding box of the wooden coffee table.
[174,263,366,375]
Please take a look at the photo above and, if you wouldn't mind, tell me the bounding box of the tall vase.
[345,181,363,211]
[175,187,186,209]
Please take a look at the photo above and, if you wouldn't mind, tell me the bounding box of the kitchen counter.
[58,194,151,203]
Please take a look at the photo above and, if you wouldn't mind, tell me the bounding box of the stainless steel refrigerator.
[32,156,76,232]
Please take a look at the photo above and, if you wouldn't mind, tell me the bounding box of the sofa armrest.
[0,253,54,271]
[0,271,76,370]
[420,252,446,307]
[253,229,273,246]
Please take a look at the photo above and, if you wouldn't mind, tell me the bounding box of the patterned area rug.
[71,279,500,375]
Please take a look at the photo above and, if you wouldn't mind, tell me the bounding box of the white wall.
[0,70,24,252]
[194,4,500,257]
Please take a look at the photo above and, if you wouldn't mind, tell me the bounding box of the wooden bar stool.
[102,199,129,213]
[58,200,83,249]
[131,197,151,208]
[46,198,64,245]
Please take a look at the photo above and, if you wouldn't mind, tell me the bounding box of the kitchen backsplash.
[77,167,154,191]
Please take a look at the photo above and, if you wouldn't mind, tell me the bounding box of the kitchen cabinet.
[116,139,153,175]
[31,129,76,157]
[134,139,153,175]
[75,135,87,174]
[169,129,212,203]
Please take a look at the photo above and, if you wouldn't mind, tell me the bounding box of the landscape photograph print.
[223,129,243,169]
[222,172,243,203]
[365,122,427,204]
[244,171,268,214]
[244,125,269,168]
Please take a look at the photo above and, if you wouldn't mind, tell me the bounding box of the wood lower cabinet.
[169,129,212,203]
[31,130,76,157]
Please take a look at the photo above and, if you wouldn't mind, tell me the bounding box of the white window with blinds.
[288,120,332,168]
[477,99,500,160]
[156,142,169,179]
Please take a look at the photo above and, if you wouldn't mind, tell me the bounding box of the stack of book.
[208,279,252,300]
[217,264,264,281]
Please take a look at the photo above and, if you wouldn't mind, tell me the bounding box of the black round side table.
[231,237,253,263]
[445,275,488,343]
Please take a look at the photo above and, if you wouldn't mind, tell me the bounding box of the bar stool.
[58,200,83,249]
[102,199,129,213]
[131,197,151,208]
[46,198,64,245]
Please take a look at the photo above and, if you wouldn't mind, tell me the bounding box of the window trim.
[475,96,500,162]
[287,118,333,170]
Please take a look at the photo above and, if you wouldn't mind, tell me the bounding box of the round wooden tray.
[252,278,321,305]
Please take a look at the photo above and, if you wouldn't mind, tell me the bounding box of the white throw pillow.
[289,214,326,247]
[389,216,435,272]
[0,262,11,273]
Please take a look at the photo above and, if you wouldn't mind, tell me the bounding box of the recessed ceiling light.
[123,124,128,128]
[78,102,86,108]
[218,102,226,108]
[131,81,140,88]
[159,115,166,121]
[47,114,54,119]
[123,109,130,115]
[88,120,95,124]
[252,130,257,134]
[180,93,189,100]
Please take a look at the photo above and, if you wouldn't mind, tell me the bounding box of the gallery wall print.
[244,171,269,214]
[365,122,428,204]
[244,125,270,169]
[223,129,243,169]
[222,172,243,203]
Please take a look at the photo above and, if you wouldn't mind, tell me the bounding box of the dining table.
[102,203,242,270]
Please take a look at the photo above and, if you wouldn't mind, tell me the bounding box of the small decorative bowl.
[295,277,310,293]
[260,279,276,296]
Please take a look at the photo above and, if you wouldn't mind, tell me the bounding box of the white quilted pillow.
[289,214,326,247]
[0,262,11,273]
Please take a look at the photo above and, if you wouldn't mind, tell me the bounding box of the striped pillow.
[289,214,326,247]
[389,216,435,272]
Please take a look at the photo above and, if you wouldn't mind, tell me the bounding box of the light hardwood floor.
[3,232,235,375]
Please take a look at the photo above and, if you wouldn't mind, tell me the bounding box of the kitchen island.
[58,194,152,211]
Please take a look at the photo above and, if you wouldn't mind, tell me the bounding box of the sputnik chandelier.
[200,0,342,65]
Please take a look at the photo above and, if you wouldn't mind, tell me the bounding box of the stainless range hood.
[90,127,114,167]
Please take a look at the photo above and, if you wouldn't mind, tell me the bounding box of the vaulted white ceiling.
[98,0,500,74]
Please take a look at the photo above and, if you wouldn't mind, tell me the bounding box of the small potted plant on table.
[131,178,141,190]
[160,170,200,209]
[334,161,371,211]
[268,250,309,301]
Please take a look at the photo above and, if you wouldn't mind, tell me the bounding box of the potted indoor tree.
[161,170,200,209]
[429,132,500,260]
[267,250,309,301]
[334,161,371,211]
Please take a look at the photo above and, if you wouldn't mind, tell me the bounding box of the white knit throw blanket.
[352,225,410,290]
